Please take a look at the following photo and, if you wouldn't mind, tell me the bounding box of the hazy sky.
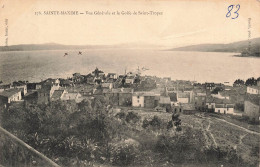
[0,0,260,47]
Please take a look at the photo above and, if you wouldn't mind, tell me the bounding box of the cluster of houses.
[0,68,140,107]
[0,68,259,122]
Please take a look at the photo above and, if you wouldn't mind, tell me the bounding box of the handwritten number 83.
[226,4,240,19]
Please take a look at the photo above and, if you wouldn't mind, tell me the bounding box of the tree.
[142,118,150,128]
[78,99,92,113]
[115,111,126,120]
[134,76,141,84]
[125,112,140,123]
[150,116,163,128]
[121,77,126,86]
[112,145,138,166]
[245,77,257,86]
[211,87,223,94]
[93,67,103,77]
[172,112,182,131]
[167,121,173,130]
[233,79,244,86]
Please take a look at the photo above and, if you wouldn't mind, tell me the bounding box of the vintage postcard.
[0,0,260,166]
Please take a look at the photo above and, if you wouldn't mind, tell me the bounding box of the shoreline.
[233,54,260,58]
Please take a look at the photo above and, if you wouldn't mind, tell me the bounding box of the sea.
[0,48,259,84]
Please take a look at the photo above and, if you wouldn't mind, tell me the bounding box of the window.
[137,96,140,99]
[218,110,220,113]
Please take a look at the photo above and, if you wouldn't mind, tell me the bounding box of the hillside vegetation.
[1,100,259,167]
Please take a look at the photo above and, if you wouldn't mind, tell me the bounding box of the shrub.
[155,130,247,165]
[125,112,140,123]
[112,145,138,166]
[167,121,173,130]
[142,118,150,129]
[211,87,223,94]
[150,116,163,128]
[115,111,126,119]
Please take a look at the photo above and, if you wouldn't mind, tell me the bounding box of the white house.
[132,92,160,108]
[215,104,234,114]
[107,73,118,79]
[0,89,22,104]
[125,76,135,84]
[177,92,190,103]
[61,92,82,103]
[102,83,113,90]
[247,86,260,95]
[132,93,145,107]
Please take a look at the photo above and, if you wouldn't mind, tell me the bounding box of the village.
[0,67,260,167]
[0,67,259,123]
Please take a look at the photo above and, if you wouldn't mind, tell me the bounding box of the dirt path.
[195,113,260,136]
[206,120,218,147]
[196,118,218,148]
[214,118,260,136]
[239,133,247,145]
[234,133,248,150]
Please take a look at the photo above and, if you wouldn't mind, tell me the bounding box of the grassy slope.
[119,108,260,166]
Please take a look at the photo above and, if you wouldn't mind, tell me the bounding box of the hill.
[0,42,162,52]
[0,43,111,51]
[170,38,260,57]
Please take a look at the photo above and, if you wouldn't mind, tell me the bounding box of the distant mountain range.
[170,38,260,57]
[1,38,260,57]
[0,42,162,52]
[0,43,111,51]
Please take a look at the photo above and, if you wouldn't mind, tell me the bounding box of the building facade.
[194,93,206,110]
[0,89,22,104]
[244,98,260,122]
[247,86,260,95]
[214,104,234,114]
[132,92,159,108]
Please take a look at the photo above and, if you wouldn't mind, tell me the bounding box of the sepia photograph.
[0,0,260,166]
